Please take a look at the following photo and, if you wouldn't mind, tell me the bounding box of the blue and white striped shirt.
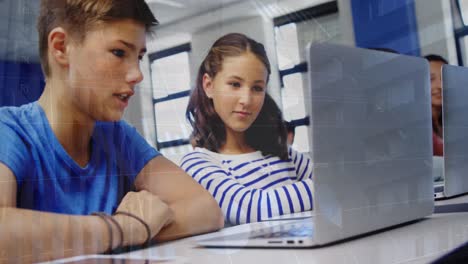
[180,147,314,225]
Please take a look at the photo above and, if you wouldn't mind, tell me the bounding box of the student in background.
[181,33,314,225]
[0,0,222,262]
[424,54,448,156]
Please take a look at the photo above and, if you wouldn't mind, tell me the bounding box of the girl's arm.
[181,152,314,225]
[289,148,313,181]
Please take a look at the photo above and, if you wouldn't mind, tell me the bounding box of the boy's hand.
[114,190,174,247]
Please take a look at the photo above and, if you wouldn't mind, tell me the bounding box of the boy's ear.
[48,27,70,67]
[202,73,214,99]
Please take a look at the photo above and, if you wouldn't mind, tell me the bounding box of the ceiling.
[146,0,247,25]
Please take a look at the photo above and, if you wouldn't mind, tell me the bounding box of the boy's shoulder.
[0,102,38,127]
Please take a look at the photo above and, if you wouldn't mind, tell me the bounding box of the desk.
[56,212,468,264]
[436,193,468,206]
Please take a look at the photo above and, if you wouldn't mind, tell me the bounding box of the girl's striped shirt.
[180,147,313,225]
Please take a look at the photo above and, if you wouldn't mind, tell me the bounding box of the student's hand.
[114,190,174,246]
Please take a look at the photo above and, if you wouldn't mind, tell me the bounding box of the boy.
[0,0,223,262]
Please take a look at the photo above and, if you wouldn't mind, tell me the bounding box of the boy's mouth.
[113,91,134,109]
[113,90,134,102]
[116,94,130,101]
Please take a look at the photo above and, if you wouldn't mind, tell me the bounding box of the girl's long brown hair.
[186,33,288,160]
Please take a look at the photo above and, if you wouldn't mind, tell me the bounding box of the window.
[149,43,192,163]
[281,73,306,121]
[273,1,339,153]
[152,52,191,99]
[275,23,301,71]
[458,0,468,26]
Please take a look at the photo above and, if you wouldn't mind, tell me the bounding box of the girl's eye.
[111,49,125,58]
[138,55,143,61]
[229,82,241,88]
[253,86,265,92]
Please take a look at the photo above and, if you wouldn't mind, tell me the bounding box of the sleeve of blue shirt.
[111,121,160,182]
[0,121,30,183]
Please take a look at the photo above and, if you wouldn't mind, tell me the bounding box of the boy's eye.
[111,49,125,58]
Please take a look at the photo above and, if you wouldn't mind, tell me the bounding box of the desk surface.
[435,193,468,205]
[56,212,468,264]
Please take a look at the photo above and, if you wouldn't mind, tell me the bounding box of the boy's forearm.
[134,156,224,242]
[154,196,224,242]
[0,207,110,263]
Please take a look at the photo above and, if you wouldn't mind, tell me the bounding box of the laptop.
[434,65,468,199]
[197,43,434,248]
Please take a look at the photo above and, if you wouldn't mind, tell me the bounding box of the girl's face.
[66,19,146,122]
[203,52,268,135]
[429,60,444,108]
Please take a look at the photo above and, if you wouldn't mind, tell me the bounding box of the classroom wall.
[0,0,40,63]
[413,0,457,64]
[336,0,457,61]
[0,61,44,107]
[350,0,421,55]
[0,0,43,108]
[336,0,356,46]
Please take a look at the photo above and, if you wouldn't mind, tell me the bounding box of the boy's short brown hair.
[37,0,158,77]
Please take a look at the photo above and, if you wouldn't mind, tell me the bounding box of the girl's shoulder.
[179,147,222,167]
[183,147,270,165]
[288,146,312,161]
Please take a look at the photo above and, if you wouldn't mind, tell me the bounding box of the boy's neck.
[219,128,255,155]
[38,81,95,167]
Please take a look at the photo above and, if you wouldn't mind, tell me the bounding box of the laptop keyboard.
[250,222,314,239]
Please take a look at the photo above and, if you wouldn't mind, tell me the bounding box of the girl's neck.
[38,81,95,167]
[219,127,256,154]
[432,104,441,116]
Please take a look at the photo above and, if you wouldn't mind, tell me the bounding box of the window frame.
[148,43,192,151]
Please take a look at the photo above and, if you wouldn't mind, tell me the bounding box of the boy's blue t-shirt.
[0,102,159,215]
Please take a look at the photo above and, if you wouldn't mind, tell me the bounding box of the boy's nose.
[126,65,144,85]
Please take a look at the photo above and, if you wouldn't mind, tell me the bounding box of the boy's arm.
[0,163,168,263]
[134,155,225,241]
[0,163,113,262]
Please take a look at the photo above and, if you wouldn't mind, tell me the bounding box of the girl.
[181,33,314,225]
